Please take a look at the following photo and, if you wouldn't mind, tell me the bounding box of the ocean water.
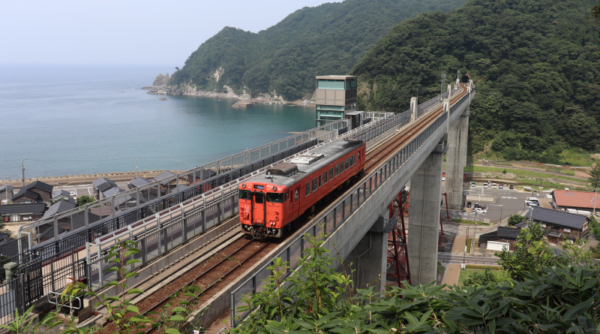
[0,65,316,179]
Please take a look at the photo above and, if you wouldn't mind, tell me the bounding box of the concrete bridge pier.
[338,215,388,292]
[444,106,470,210]
[407,141,444,285]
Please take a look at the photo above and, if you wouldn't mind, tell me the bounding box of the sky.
[1,0,340,67]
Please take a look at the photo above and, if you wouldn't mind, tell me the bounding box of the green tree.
[565,113,600,150]
[76,195,95,207]
[589,164,600,189]
[497,222,568,281]
[462,267,510,287]
[507,214,525,226]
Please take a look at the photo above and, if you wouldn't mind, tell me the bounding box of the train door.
[291,188,300,220]
[253,192,265,225]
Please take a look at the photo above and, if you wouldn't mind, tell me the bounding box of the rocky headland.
[144,72,315,107]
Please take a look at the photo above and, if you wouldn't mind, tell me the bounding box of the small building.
[0,185,14,203]
[552,190,598,216]
[154,171,187,195]
[103,187,147,210]
[52,190,76,204]
[128,177,153,189]
[0,232,10,243]
[524,206,589,243]
[314,75,358,127]
[478,226,521,251]
[12,181,54,206]
[92,177,117,200]
[0,203,47,222]
[42,201,76,230]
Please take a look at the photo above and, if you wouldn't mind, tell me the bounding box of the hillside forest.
[169,0,467,100]
[352,0,600,163]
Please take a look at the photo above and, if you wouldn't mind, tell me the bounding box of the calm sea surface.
[0,65,316,179]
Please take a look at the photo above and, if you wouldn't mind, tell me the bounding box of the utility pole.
[593,188,597,217]
[21,160,25,187]
[135,157,138,179]
[4,176,8,202]
[440,72,446,101]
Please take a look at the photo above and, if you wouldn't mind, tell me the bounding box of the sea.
[0,65,316,180]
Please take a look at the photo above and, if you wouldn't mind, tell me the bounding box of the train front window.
[239,190,251,200]
[266,193,284,203]
[254,193,264,204]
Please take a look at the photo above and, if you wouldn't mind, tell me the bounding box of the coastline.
[2,169,182,188]
[144,83,316,108]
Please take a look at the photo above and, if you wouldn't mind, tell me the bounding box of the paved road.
[443,185,551,224]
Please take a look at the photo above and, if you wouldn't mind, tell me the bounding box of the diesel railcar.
[238,139,366,239]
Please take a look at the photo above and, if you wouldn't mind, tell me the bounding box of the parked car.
[499,184,503,189]
[484,183,488,188]
[471,181,476,187]
[442,176,445,181]
[69,191,77,197]
[509,184,514,190]
[474,207,488,214]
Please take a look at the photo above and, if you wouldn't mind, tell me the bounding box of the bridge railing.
[10,110,406,308]
[230,90,473,327]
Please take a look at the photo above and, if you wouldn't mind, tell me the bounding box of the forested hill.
[352,0,600,163]
[169,0,467,100]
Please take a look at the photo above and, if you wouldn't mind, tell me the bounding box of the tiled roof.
[128,177,152,188]
[52,190,71,198]
[28,181,54,193]
[92,177,117,192]
[0,203,47,215]
[42,201,76,219]
[525,206,587,230]
[0,185,14,193]
[496,226,523,239]
[553,190,598,210]
[154,171,176,182]
[12,189,41,201]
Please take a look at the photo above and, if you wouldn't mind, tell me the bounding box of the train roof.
[244,139,364,188]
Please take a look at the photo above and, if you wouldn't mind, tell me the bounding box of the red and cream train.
[238,139,366,239]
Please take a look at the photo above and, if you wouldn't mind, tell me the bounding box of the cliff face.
[152,73,170,86]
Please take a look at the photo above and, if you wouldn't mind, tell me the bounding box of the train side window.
[329,168,333,179]
[288,190,291,201]
[345,158,350,169]
[239,190,251,200]
[358,151,360,161]
[295,189,299,202]
[350,156,354,166]
[318,175,321,188]
[312,178,318,192]
[340,162,344,173]
[323,171,327,184]
[335,164,339,176]
[305,183,310,196]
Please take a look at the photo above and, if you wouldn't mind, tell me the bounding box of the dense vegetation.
[352,0,600,162]
[170,0,467,100]
[229,225,600,334]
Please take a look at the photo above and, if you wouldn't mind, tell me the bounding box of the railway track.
[364,85,467,174]
[96,85,469,333]
[96,237,274,334]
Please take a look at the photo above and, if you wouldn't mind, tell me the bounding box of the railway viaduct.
[2,78,474,330]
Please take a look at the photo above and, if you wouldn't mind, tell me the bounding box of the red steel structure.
[387,189,411,287]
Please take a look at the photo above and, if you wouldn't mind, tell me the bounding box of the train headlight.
[273,186,277,191]
[242,184,246,188]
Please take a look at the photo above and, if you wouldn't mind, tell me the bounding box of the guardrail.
[230,89,473,327]
[7,87,462,312]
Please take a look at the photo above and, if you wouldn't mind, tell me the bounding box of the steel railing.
[230,90,474,327]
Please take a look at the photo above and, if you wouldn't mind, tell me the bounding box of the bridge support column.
[408,141,444,285]
[445,108,469,210]
[339,216,387,292]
